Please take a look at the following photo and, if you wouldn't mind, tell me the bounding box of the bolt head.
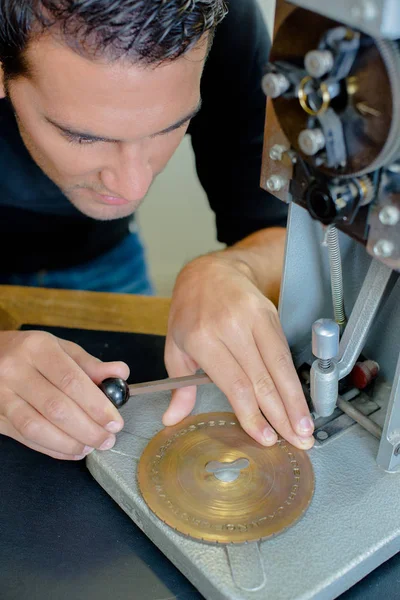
[266,175,287,192]
[269,144,287,161]
[262,73,290,99]
[373,239,395,258]
[379,206,400,226]
[298,128,325,156]
[305,50,334,78]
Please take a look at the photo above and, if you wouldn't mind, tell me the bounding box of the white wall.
[136,0,276,297]
[136,137,223,296]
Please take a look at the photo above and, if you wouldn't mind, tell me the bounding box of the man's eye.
[76,136,96,145]
[63,132,97,145]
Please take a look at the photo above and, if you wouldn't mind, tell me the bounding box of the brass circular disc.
[137,412,315,544]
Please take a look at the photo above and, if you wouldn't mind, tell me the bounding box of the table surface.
[0,284,171,334]
[0,284,399,600]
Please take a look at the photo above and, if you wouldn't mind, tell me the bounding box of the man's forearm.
[215,227,287,306]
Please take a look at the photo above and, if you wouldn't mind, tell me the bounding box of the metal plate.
[137,412,315,544]
[270,7,395,177]
[287,0,400,40]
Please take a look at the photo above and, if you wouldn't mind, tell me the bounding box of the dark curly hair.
[0,0,228,79]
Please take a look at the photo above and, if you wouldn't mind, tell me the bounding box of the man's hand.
[163,229,314,450]
[0,330,128,459]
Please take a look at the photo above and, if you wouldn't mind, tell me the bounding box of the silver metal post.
[310,319,339,417]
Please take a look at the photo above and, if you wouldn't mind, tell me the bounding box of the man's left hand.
[162,250,315,450]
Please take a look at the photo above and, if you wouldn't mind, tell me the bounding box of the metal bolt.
[298,129,326,156]
[305,50,334,79]
[373,239,395,258]
[269,144,287,161]
[394,443,400,456]
[266,175,287,192]
[379,206,400,226]
[351,0,378,21]
[316,430,329,441]
[262,73,290,99]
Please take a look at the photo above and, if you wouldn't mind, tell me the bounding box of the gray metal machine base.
[86,381,400,600]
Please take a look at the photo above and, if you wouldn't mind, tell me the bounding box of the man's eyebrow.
[44,99,203,143]
[44,117,118,143]
[153,99,202,137]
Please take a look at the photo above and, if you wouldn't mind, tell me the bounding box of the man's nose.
[100,143,153,202]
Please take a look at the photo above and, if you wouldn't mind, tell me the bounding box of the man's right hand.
[0,330,129,460]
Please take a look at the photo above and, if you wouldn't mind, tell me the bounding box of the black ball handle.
[98,377,130,409]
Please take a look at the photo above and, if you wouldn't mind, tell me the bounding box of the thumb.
[59,339,130,383]
[162,338,198,426]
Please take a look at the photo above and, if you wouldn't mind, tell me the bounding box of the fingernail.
[298,416,314,435]
[298,436,314,448]
[75,446,94,460]
[74,454,86,460]
[105,420,123,433]
[263,428,277,445]
[99,436,116,451]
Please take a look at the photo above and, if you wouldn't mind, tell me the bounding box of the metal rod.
[337,396,382,440]
[338,260,394,380]
[128,374,383,441]
[128,372,212,397]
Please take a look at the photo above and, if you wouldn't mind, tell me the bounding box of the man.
[0,0,315,461]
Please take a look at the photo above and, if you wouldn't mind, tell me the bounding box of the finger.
[33,338,124,434]
[59,339,130,383]
[255,317,315,442]
[2,392,92,457]
[14,366,117,451]
[8,433,90,460]
[215,318,312,448]
[228,328,314,450]
[1,423,92,460]
[162,338,199,426]
[178,337,276,446]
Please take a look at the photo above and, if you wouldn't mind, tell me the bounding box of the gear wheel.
[357,175,375,205]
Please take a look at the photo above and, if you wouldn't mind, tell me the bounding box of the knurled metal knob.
[305,50,334,78]
[262,73,290,98]
[312,319,340,360]
[298,128,326,156]
[266,174,287,192]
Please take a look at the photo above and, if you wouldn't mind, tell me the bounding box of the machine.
[86,2,400,598]
[260,0,400,470]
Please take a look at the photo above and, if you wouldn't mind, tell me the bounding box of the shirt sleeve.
[187,0,288,246]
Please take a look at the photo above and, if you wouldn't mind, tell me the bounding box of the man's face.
[2,34,206,220]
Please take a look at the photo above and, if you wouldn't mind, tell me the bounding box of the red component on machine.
[350,360,380,390]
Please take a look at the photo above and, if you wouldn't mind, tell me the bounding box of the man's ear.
[0,64,6,98]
